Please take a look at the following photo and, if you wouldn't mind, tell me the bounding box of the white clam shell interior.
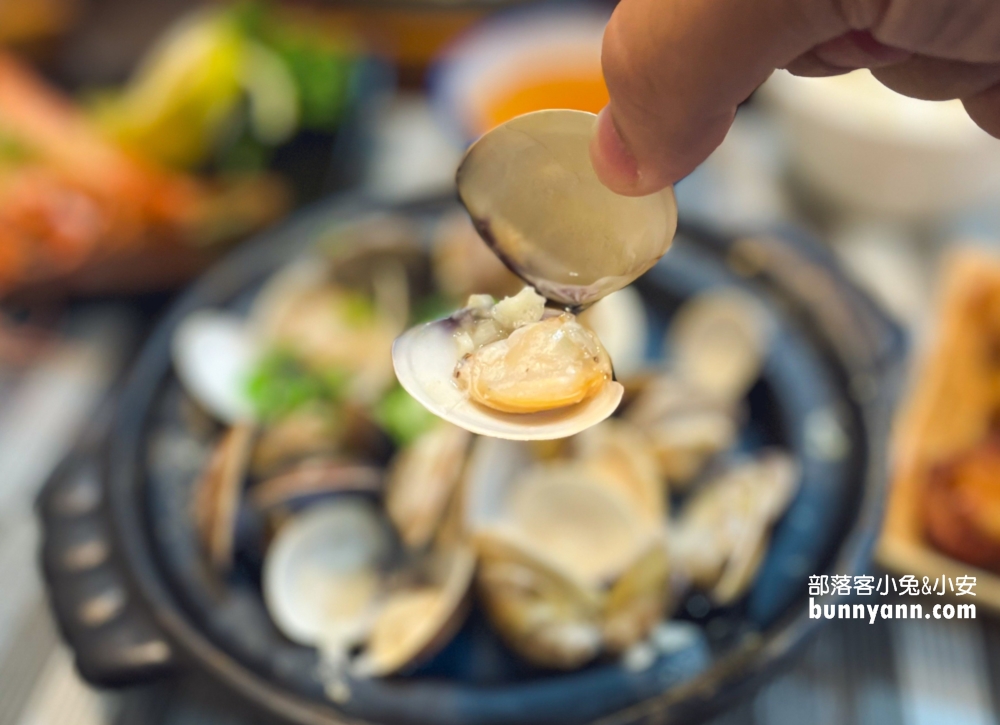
[172,310,259,424]
[456,109,677,309]
[263,500,392,649]
[392,319,624,441]
[582,287,648,380]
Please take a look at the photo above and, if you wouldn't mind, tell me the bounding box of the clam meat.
[393,287,624,440]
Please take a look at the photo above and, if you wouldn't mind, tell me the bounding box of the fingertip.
[590,107,641,195]
[963,83,1000,139]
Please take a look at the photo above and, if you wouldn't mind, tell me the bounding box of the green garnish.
[413,294,457,324]
[375,385,439,447]
[232,1,356,131]
[246,349,350,420]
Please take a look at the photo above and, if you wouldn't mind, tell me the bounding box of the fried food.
[0,51,286,295]
[891,249,1000,572]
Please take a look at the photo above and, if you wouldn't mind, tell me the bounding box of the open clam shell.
[666,288,772,404]
[193,423,255,572]
[173,311,258,424]
[354,546,476,677]
[670,451,799,604]
[392,316,623,441]
[475,531,604,670]
[456,109,677,309]
[464,437,670,667]
[262,500,394,651]
[385,424,473,550]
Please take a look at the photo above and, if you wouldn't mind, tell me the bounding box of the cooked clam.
[173,311,259,424]
[385,424,473,549]
[395,110,676,440]
[456,110,677,309]
[354,546,476,677]
[250,406,341,477]
[625,374,738,487]
[393,287,624,440]
[263,500,393,652]
[464,437,669,667]
[251,260,400,406]
[475,532,604,669]
[193,423,255,572]
[667,289,772,404]
[670,452,799,605]
[603,541,672,654]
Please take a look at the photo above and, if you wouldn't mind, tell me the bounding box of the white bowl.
[760,69,1000,220]
[431,6,609,142]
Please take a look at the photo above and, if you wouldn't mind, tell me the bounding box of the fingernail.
[590,106,641,193]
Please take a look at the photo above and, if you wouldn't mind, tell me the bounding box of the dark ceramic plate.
[40,195,904,725]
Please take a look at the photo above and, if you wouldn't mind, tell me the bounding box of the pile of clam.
[171,216,798,688]
[168,111,800,694]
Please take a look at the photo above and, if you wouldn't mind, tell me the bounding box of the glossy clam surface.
[456,109,678,310]
[392,315,624,441]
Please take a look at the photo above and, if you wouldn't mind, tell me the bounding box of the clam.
[354,546,476,677]
[394,110,677,440]
[263,500,394,652]
[625,374,738,487]
[384,424,473,549]
[193,423,255,572]
[465,437,669,668]
[249,459,383,522]
[670,452,799,605]
[250,406,341,477]
[666,288,772,404]
[571,419,666,525]
[475,532,604,669]
[456,110,677,309]
[603,541,672,654]
[393,288,624,440]
[251,260,400,406]
[173,311,259,424]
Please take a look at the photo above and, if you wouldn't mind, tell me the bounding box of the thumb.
[590,0,849,195]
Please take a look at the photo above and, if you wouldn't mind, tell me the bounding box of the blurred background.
[3,0,1000,724]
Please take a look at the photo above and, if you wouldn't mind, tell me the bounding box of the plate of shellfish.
[41,114,902,725]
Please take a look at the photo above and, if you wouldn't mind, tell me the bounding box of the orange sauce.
[481,75,609,131]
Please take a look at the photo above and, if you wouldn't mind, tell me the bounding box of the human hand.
[590,0,1000,195]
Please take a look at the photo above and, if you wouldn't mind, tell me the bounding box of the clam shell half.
[263,500,393,650]
[456,109,677,309]
[392,318,623,441]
